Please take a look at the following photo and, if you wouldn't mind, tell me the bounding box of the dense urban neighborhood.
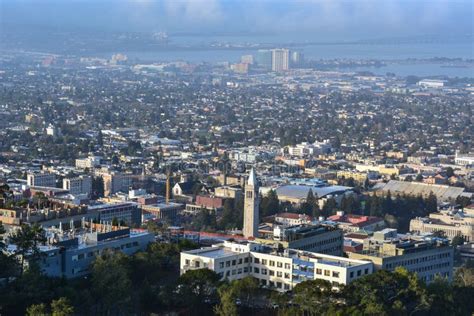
[1,3,474,314]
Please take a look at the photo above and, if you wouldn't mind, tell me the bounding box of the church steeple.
[243,168,259,238]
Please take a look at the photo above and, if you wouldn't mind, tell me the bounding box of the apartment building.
[63,175,92,196]
[180,240,373,292]
[100,172,133,197]
[347,229,454,283]
[27,172,56,187]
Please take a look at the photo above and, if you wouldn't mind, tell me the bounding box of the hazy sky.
[1,0,473,40]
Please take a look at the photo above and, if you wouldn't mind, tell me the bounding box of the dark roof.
[176,181,199,194]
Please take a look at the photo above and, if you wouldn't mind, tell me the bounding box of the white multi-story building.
[63,175,92,196]
[27,172,56,188]
[75,155,101,169]
[286,140,332,157]
[271,49,289,72]
[455,152,474,166]
[180,240,373,291]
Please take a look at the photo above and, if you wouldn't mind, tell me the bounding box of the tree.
[230,276,259,307]
[219,199,236,230]
[445,167,454,178]
[301,189,319,216]
[214,285,238,316]
[425,191,437,213]
[91,251,132,314]
[10,223,46,276]
[292,279,335,315]
[91,176,104,198]
[322,197,337,216]
[260,189,280,218]
[51,297,74,316]
[26,303,47,316]
[177,269,220,312]
[343,268,430,315]
[451,235,465,247]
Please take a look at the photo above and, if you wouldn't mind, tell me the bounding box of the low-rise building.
[180,240,373,291]
[7,223,153,278]
[409,207,474,242]
[328,211,385,233]
[347,229,454,283]
[257,224,344,256]
[88,202,141,226]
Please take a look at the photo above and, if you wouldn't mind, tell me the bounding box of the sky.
[1,0,473,40]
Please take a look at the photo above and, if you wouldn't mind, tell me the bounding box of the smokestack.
[166,170,170,205]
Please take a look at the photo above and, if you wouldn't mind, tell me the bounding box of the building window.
[244,267,249,273]
[277,271,282,277]
[316,269,322,275]
[232,260,236,266]
[357,270,361,276]
[226,261,230,267]
[284,273,290,279]
[219,262,224,269]
[269,270,275,276]
[244,257,249,263]
[364,268,369,275]
[195,262,200,268]
[332,271,340,278]
[270,260,275,266]
[350,271,354,278]
[262,259,267,265]
[324,270,330,276]
[254,258,260,264]
[254,267,260,273]
[285,263,291,269]
[238,258,243,264]
[185,259,190,265]
[262,269,267,275]
[284,284,290,290]
[277,262,283,268]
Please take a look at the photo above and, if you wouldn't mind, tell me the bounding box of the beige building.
[410,208,474,242]
[336,170,368,183]
[214,186,242,200]
[347,229,454,283]
[100,172,132,197]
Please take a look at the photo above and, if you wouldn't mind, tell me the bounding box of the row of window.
[216,257,250,269]
[217,266,250,278]
[349,268,370,279]
[256,278,291,290]
[71,241,139,262]
[296,236,342,251]
[385,252,451,269]
[254,267,291,279]
[253,257,291,269]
